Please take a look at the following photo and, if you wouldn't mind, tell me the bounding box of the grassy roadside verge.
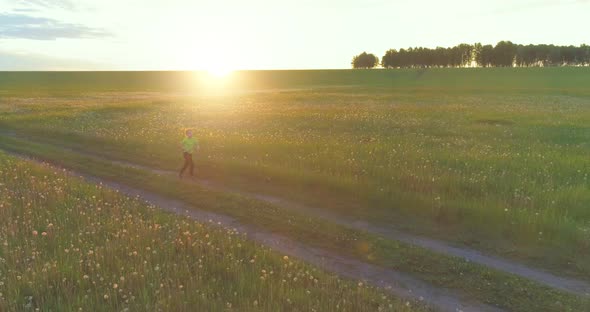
[0,152,416,311]
[0,135,588,311]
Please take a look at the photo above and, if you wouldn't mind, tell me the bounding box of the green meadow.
[0,152,414,311]
[1,68,589,311]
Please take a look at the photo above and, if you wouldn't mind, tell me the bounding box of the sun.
[206,66,234,78]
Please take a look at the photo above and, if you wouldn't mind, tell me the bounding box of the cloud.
[489,0,590,15]
[0,50,107,70]
[0,13,109,40]
[16,0,77,10]
[11,8,39,13]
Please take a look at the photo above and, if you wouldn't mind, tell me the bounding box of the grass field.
[1,68,589,310]
[1,68,589,95]
[0,151,416,311]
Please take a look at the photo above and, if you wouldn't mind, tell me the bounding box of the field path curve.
[73,152,590,297]
[1,129,589,298]
[2,149,503,312]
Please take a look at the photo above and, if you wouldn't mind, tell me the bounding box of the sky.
[0,0,589,70]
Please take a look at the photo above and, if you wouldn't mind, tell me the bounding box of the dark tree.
[478,45,494,67]
[352,52,379,69]
[491,41,517,67]
[576,44,590,65]
[434,47,447,67]
[457,43,473,66]
[549,45,562,66]
[561,45,577,65]
[473,43,483,66]
[382,49,399,68]
[515,45,538,66]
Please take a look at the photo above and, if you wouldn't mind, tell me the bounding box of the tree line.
[352,42,590,68]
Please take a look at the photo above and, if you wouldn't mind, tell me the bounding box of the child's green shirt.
[182,137,199,154]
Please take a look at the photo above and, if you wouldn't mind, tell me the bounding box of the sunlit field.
[1,68,590,311]
[0,152,415,311]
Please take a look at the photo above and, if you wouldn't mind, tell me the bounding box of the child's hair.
[185,129,193,136]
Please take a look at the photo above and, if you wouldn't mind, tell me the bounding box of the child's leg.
[189,154,194,176]
[179,152,190,177]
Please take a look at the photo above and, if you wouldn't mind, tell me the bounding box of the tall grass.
[0,152,416,311]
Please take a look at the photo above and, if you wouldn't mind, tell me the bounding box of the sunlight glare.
[206,66,234,78]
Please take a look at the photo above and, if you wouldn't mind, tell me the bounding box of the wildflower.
[41,232,47,236]
[103,294,109,300]
[32,230,38,236]
[283,256,289,261]
[113,283,118,289]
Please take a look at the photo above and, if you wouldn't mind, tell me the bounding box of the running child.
[179,129,199,178]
